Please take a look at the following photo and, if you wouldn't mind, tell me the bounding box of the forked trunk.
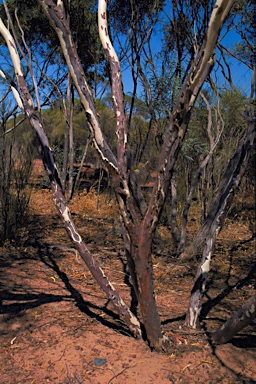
[38,0,235,350]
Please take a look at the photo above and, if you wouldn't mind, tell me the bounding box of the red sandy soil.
[0,186,255,384]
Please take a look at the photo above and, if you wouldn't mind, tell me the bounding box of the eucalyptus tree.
[0,98,33,244]
[45,0,234,349]
[0,0,254,351]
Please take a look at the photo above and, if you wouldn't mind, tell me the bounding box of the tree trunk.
[136,225,167,350]
[184,71,255,327]
[185,122,255,326]
[170,172,181,245]
[61,107,69,191]
[121,222,139,313]
[67,74,74,200]
[29,123,142,338]
[73,138,90,194]
[185,237,215,328]
[211,294,256,345]
[180,105,255,261]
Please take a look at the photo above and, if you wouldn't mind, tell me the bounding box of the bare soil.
[0,182,255,383]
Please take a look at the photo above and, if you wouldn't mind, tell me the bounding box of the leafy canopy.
[0,0,103,73]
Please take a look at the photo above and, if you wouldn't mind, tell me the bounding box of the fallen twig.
[108,360,145,383]
[108,366,130,383]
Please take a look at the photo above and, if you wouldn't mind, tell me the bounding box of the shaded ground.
[0,187,255,384]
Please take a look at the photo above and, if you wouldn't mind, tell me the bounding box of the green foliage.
[0,0,103,74]
[148,64,182,119]
[0,112,33,245]
[182,137,207,162]
[109,0,165,34]
[231,0,255,68]
[176,87,248,207]
[125,95,150,120]
[163,1,214,77]
[232,42,253,68]
[41,99,89,166]
[96,98,116,156]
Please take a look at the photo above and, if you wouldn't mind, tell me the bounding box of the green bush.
[0,116,33,245]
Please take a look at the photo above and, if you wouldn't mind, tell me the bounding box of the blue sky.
[217,29,252,94]
[0,1,252,100]
[120,25,252,97]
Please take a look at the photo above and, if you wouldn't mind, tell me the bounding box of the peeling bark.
[185,238,215,328]
[52,181,141,338]
[39,0,119,175]
[185,122,255,327]
[181,74,255,262]
[170,172,181,245]
[212,294,256,345]
[0,0,235,351]
[184,70,255,327]
[98,0,127,170]
[38,0,234,350]
[0,17,142,339]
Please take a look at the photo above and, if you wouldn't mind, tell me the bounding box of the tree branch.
[0,14,142,339]
[144,0,235,236]
[98,0,127,170]
[39,0,119,174]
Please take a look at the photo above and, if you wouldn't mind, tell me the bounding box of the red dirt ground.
[0,186,255,384]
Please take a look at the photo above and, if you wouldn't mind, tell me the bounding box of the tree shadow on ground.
[203,323,256,384]
[201,264,256,321]
[36,241,134,337]
[161,314,185,326]
[230,334,256,348]
[0,209,136,338]
[0,249,65,319]
[0,241,135,338]
[0,290,68,315]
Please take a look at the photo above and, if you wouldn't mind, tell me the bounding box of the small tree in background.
[0,101,33,244]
